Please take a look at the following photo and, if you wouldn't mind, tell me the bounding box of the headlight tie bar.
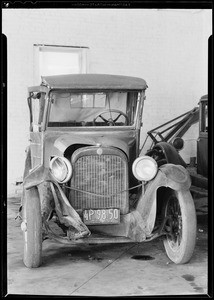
[64,183,142,198]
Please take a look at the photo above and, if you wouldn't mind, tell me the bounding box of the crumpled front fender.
[159,163,191,191]
[131,163,191,238]
[23,165,53,190]
[23,165,91,239]
[137,163,191,214]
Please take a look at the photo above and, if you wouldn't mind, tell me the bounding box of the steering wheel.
[93,109,129,126]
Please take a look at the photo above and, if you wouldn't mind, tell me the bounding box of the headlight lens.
[132,156,158,181]
[50,156,72,183]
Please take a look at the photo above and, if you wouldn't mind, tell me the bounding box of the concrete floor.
[7,195,208,296]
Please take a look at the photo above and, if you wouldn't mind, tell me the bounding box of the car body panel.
[197,94,208,177]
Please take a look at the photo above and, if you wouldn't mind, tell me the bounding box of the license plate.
[83,208,120,225]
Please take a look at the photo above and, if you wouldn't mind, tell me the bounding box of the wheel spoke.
[165,194,182,246]
[113,113,122,123]
[98,115,108,123]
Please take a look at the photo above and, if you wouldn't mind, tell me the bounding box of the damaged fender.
[23,165,90,239]
[128,163,191,241]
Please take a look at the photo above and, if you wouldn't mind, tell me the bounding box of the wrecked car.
[20,74,197,268]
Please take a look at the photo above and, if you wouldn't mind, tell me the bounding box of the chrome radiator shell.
[69,146,129,214]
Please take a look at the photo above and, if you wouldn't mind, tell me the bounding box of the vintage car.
[21,74,197,268]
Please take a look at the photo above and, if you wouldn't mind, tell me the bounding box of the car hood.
[44,130,137,160]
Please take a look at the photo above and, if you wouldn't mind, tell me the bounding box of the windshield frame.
[45,89,144,130]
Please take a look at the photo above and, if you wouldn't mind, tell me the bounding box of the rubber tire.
[23,187,42,268]
[163,190,197,264]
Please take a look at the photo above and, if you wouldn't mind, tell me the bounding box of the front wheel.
[22,187,42,268]
[163,189,197,264]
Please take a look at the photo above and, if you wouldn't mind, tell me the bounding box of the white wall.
[2,9,212,195]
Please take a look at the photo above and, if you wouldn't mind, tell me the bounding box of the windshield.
[48,91,140,127]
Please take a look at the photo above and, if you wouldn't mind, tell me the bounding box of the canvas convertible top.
[39,74,148,91]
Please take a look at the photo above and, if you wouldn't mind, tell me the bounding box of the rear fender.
[134,164,191,236]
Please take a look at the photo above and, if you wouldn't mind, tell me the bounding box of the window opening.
[30,92,46,131]
[34,45,88,84]
[48,91,140,127]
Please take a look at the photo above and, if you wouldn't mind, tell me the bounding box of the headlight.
[50,156,72,183]
[132,156,158,181]
[172,137,184,151]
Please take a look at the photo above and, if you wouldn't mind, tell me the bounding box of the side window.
[127,92,139,123]
[81,94,106,108]
[30,92,46,131]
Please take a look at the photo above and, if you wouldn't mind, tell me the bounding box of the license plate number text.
[83,208,120,225]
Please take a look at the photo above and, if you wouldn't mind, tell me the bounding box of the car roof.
[41,74,148,91]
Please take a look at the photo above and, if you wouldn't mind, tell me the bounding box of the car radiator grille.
[69,147,129,214]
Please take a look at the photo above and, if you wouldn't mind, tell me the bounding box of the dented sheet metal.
[50,182,90,239]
